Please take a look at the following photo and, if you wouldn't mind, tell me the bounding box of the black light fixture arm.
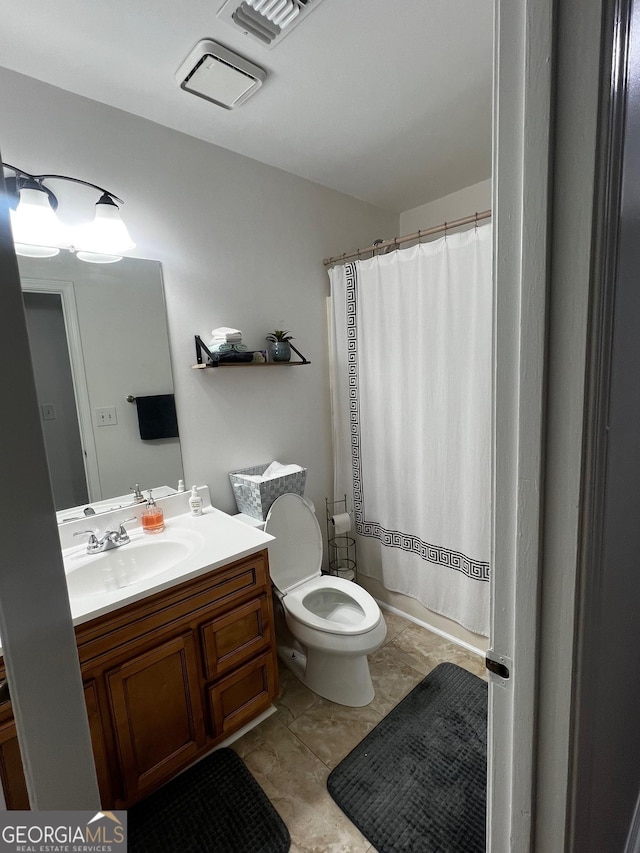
[2,162,124,207]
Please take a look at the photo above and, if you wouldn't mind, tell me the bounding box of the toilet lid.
[264,493,322,593]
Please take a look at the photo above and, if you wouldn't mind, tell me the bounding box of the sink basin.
[64,529,202,598]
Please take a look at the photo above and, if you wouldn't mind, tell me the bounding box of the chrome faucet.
[74,518,136,554]
[129,484,146,503]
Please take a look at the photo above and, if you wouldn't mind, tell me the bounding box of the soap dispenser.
[142,490,165,533]
[189,485,203,517]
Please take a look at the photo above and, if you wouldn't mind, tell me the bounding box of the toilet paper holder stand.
[325,496,357,582]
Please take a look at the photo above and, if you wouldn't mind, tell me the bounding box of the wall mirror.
[19,251,184,521]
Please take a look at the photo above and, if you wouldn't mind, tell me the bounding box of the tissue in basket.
[229,463,307,520]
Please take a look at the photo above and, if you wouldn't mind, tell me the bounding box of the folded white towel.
[211,327,243,342]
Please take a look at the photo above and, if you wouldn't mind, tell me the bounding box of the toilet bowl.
[265,493,386,707]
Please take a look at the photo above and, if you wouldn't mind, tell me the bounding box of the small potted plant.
[266,329,294,362]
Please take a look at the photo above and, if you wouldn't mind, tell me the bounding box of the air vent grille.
[217,0,326,49]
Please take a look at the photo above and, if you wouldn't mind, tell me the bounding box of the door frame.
[0,152,100,808]
[489,0,553,848]
[21,278,102,502]
[490,0,610,849]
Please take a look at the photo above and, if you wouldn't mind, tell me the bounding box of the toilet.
[264,493,387,707]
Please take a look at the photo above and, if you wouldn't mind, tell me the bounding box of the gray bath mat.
[129,747,290,853]
[327,662,487,853]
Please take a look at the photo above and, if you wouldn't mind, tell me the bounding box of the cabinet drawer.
[208,650,276,738]
[77,551,269,668]
[201,596,271,680]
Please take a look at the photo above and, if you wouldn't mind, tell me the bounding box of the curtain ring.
[444,221,448,238]
[394,237,399,250]
[417,229,422,244]
[474,211,479,229]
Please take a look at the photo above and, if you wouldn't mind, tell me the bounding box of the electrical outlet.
[41,403,56,421]
[95,406,118,427]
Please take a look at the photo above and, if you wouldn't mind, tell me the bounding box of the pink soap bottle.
[142,490,164,533]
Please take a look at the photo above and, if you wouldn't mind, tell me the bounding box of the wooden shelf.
[192,361,310,369]
[193,335,310,369]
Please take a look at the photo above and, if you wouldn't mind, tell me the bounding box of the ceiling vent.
[217,0,326,50]
[175,40,266,109]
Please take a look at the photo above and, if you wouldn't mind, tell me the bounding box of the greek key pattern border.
[344,261,490,583]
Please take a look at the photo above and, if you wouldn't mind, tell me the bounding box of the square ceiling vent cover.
[175,40,266,109]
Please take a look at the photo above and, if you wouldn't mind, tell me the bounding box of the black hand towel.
[135,394,179,440]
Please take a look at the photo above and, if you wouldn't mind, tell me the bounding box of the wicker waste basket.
[229,463,307,521]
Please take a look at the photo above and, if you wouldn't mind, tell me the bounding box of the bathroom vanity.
[0,492,279,809]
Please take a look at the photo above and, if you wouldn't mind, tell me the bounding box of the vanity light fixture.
[2,163,135,263]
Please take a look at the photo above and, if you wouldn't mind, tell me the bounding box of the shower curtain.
[329,224,492,636]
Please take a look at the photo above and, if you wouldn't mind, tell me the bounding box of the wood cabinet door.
[201,595,272,680]
[208,650,277,738]
[107,633,205,802]
[0,720,29,810]
[83,681,113,807]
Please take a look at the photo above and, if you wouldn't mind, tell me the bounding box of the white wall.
[0,68,398,521]
[400,178,492,235]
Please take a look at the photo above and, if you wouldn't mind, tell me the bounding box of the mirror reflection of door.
[18,255,184,517]
[23,290,88,510]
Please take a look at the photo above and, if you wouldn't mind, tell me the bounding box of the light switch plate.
[95,406,118,426]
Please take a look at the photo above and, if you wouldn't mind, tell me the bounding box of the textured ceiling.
[0,0,493,213]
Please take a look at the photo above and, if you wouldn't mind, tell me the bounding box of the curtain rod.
[322,208,492,268]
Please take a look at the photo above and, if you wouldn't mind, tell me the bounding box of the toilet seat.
[265,493,382,637]
[265,493,323,592]
[284,575,382,636]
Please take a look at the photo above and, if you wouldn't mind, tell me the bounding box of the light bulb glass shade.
[76,251,123,264]
[14,242,60,258]
[74,195,135,254]
[10,187,65,250]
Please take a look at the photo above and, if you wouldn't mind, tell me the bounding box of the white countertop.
[63,505,274,627]
[0,489,274,654]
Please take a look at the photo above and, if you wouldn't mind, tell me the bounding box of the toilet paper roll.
[330,512,352,535]
[337,568,355,581]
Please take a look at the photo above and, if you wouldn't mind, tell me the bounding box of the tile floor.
[232,609,487,853]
